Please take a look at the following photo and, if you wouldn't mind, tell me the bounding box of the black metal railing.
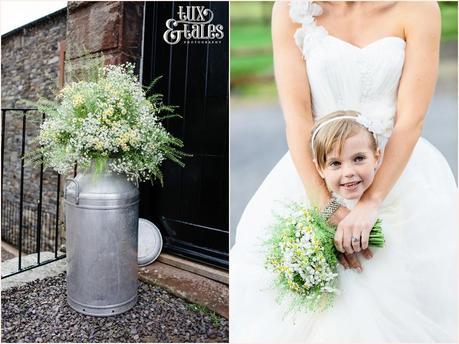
[1,199,60,254]
[1,108,65,279]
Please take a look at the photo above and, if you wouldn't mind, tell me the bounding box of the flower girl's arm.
[272,1,331,209]
[360,2,441,208]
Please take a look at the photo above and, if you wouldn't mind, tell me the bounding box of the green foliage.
[230,2,272,24]
[185,303,222,326]
[65,49,105,83]
[231,23,272,77]
[231,53,273,78]
[439,2,458,42]
[230,23,272,50]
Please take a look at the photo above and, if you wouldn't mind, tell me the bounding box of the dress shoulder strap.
[289,0,327,59]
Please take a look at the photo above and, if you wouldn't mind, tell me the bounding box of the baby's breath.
[29,63,186,183]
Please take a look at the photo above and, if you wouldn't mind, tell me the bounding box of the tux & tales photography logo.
[163,5,224,45]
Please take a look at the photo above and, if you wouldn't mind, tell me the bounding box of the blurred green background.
[230,1,458,99]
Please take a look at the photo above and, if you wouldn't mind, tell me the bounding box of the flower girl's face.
[317,130,380,200]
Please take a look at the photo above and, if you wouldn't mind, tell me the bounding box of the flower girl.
[265,110,385,310]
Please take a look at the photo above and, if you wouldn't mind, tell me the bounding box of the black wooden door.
[140,1,229,269]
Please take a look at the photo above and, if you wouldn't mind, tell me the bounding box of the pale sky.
[1,0,67,35]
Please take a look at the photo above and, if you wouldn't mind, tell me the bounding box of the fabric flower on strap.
[289,0,322,23]
[290,0,327,59]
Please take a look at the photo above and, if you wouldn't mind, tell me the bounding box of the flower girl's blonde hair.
[311,110,378,169]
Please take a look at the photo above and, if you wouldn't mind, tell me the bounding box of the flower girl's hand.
[337,250,373,272]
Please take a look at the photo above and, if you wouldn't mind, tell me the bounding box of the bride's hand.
[327,204,350,227]
[334,200,379,254]
[327,205,373,271]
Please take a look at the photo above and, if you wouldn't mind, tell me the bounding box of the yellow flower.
[93,138,104,151]
[115,129,140,152]
[72,94,84,107]
[117,101,127,115]
[124,130,140,145]
[105,84,118,97]
[103,107,114,117]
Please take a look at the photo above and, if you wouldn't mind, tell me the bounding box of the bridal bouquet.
[29,62,185,183]
[265,202,384,312]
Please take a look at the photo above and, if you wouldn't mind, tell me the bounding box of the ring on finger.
[351,235,360,243]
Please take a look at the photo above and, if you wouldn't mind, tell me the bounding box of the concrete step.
[157,253,229,284]
[139,258,229,319]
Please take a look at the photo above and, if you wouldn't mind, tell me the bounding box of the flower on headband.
[355,115,389,139]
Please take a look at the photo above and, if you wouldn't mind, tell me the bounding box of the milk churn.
[64,165,139,316]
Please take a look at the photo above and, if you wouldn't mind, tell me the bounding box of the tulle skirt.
[230,137,458,343]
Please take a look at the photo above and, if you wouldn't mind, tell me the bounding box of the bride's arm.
[272,1,331,209]
[336,2,441,254]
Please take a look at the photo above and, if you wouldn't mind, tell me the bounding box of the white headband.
[310,114,380,156]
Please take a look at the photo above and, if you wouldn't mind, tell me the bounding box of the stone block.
[66,1,121,59]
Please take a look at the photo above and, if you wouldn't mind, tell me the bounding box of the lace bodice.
[289,0,406,148]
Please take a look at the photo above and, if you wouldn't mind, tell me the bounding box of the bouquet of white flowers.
[265,202,384,312]
[29,63,185,183]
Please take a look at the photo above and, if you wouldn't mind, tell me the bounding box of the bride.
[230,1,457,342]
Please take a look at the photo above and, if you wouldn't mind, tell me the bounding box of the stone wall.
[1,9,67,252]
[1,8,67,107]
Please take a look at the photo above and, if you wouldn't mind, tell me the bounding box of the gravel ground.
[1,273,229,343]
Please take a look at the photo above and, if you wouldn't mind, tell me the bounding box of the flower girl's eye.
[354,155,366,162]
[329,160,341,167]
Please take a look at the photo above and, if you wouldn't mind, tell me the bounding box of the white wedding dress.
[230,1,457,343]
